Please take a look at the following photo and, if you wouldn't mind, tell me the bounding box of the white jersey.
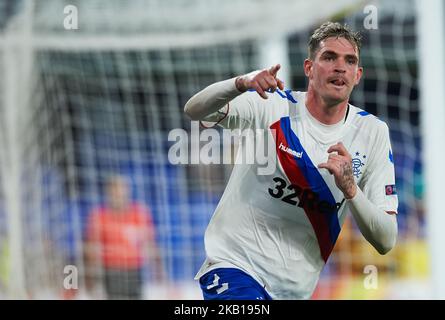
[195,90,398,299]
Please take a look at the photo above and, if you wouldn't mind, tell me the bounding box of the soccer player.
[184,22,398,300]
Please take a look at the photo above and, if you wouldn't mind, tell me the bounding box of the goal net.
[0,0,428,299]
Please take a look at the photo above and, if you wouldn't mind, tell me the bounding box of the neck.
[305,85,349,125]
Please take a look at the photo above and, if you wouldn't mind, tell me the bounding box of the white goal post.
[416,0,445,300]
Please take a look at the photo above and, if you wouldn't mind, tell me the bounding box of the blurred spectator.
[85,175,164,299]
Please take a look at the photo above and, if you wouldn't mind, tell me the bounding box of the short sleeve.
[359,122,398,213]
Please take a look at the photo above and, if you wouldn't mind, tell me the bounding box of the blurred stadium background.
[0,0,443,299]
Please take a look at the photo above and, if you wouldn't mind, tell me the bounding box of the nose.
[334,58,346,73]
[334,65,346,73]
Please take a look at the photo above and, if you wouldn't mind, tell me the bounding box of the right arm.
[184,64,284,121]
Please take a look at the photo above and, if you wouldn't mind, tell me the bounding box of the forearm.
[184,77,241,120]
[347,187,397,255]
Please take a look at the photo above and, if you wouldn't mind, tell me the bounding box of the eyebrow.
[320,50,358,61]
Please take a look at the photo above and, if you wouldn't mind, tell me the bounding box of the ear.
[304,59,313,78]
[355,66,363,85]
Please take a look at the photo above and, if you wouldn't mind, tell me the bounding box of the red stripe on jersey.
[271,120,334,262]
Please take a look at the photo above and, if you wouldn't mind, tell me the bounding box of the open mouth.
[329,79,346,87]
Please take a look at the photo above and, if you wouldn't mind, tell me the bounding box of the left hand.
[318,142,357,199]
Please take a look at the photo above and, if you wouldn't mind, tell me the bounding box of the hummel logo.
[279,142,303,158]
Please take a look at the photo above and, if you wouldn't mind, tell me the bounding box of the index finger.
[268,64,281,77]
[327,142,350,157]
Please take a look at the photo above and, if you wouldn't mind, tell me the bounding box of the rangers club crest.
[352,151,366,178]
